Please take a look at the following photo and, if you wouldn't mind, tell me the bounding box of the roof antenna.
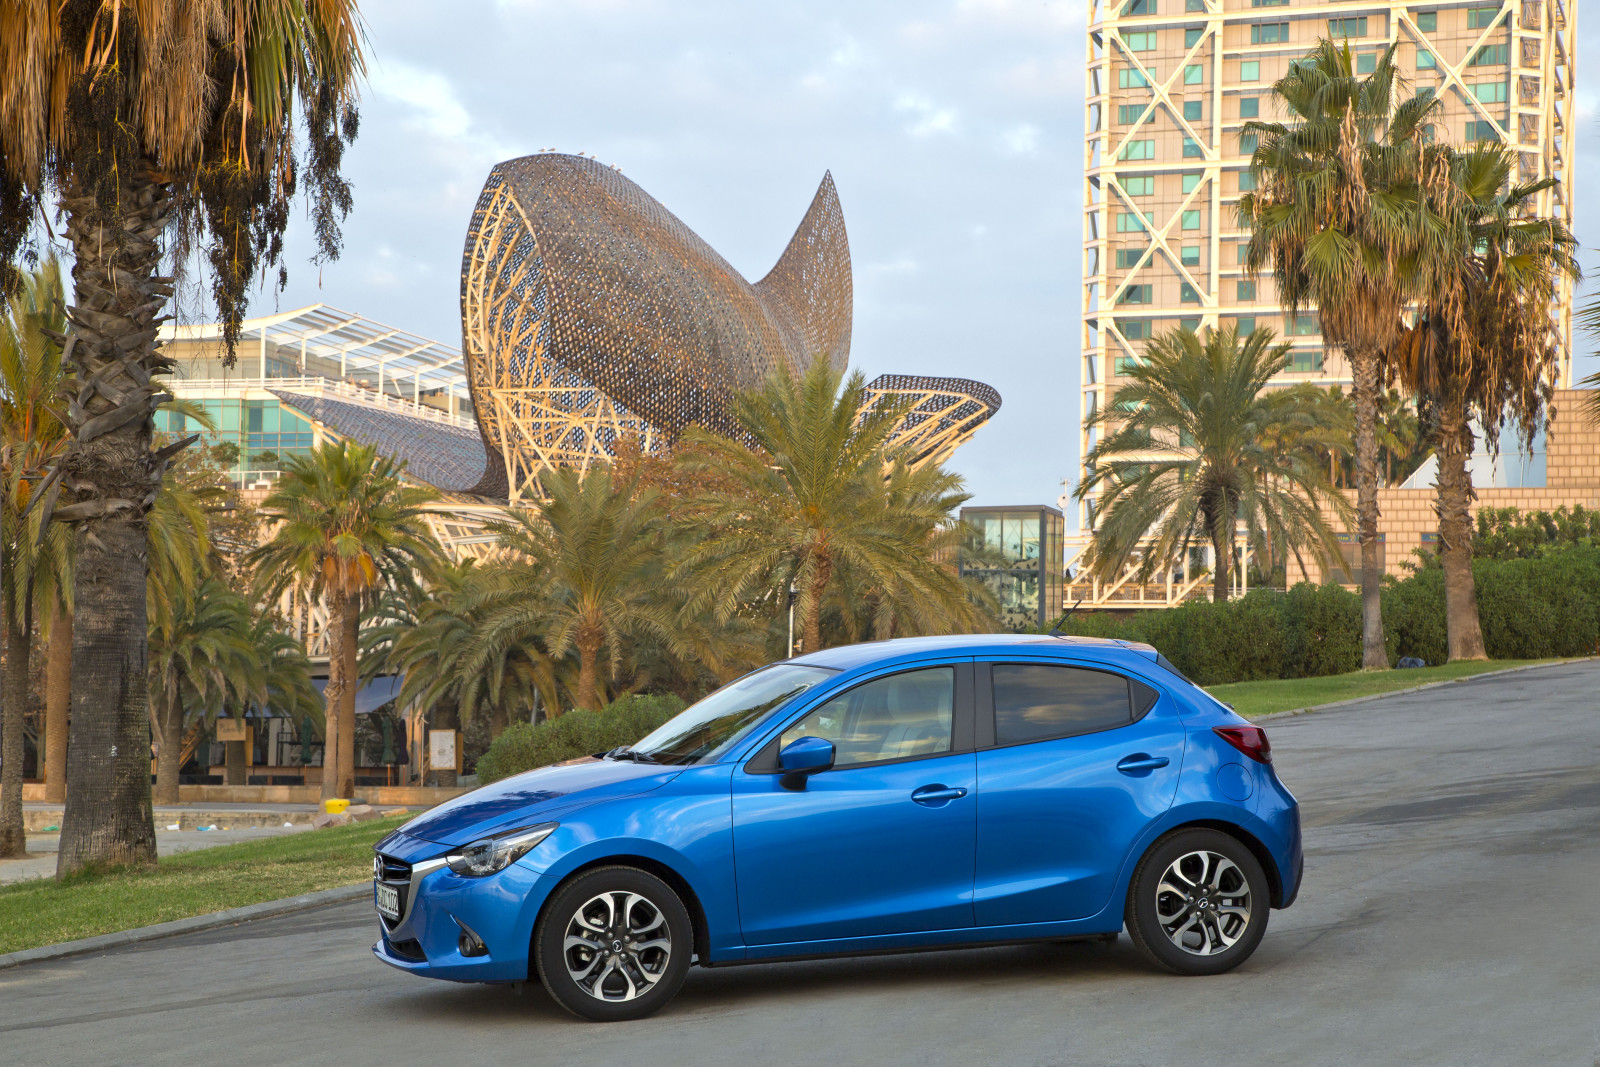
[1048,597,1085,638]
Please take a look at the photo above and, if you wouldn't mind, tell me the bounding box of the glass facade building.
[960,506,1067,631]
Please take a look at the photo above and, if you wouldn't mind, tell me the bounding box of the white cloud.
[894,92,959,137]
[1001,122,1041,155]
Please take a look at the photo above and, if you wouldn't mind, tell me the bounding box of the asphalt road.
[5,662,1598,1066]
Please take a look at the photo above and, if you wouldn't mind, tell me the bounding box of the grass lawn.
[0,813,410,956]
[1206,658,1565,720]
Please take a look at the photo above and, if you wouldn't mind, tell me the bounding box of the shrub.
[475,693,687,784]
[1472,546,1600,659]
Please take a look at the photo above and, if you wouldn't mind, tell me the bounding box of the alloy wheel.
[1153,849,1252,956]
[562,891,673,1002]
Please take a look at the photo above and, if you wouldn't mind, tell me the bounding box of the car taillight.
[1214,725,1272,764]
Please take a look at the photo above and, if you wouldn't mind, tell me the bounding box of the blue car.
[372,634,1302,1021]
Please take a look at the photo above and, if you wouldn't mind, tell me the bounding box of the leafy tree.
[1392,143,1578,660]
[0,1,366,875]
[251,441,439,800]
[1076,326,1351,602]
[676,360,991,654]
[1240,39,1439,666]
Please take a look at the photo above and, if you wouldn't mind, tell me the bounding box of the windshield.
[624,664,838,765]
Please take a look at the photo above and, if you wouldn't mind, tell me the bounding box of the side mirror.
[777,736,835,791]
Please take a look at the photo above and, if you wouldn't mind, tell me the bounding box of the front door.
[973,660,1185,927]
[732,664,977,947]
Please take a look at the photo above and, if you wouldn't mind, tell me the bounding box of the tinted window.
[630,664,837,764]
[992,665,1133,744]
[782,668,954,768]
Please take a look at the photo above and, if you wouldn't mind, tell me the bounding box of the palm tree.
[1240,39,1441,666]
[676,360,992,654]
[251,441,440,800]
[1393,144,1578,660]
[1,2,366,875]
[1076,326,1352,602]
[471,470,686,714]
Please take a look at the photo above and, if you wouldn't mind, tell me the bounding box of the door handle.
[1116,754,1170,775]
[910,784,968,805]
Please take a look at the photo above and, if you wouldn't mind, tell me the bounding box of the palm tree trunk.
[1,598,32,858]
[1435,397,1487,661]
[803,554,834,654]
[321,589,348,803]
[44,605,70,804]
[1212,514,1232,604]
[1350,350,1388,670]
[576,627,603,713]
[154,686,183,805]
[339,606,359,798]
[55,170,172,877]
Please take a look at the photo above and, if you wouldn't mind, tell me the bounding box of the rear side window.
[992,664,1137,745]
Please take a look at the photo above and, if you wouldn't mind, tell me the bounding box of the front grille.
[374,853,411,883]
[385,936,426,962]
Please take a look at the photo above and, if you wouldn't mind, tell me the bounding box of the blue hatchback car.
[372,634,1302,1021]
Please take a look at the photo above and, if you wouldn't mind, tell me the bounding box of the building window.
[1251,0,1288,6]
[1180,317,1201,332]
[1116,318,1153,340]
[1421,123,1436,143]
[1291,313,1318,335]
[1126,30,1158,51]
[1119,67,1154,88]
[1356,51,1377,74]
[1241,60,1260,81]
[1185,27,1203,47]
[1123,174,1155,195]
[1181,245,1201,266]
[1183,99,1203,121]
[1469,43,1508,66]
[1119,139,1156,160]
[1472,80,1507,103]
[1467,6,1500,28]
[1114,356,1141,376]
[1180,282,1201,303]
[1182,172,1202,192]
[1416,11,1437,32]
[1236,280,1256,300]
[1417,49,1436,69]
[1118,104,1150,125]
[1239,96,1259,119]
[1251,23,1289,44]
[1116,248,1146,268]
[1182,209,1201,230]
[1186,0,1206,9]
[1117,210,1155,232]
[1183,136,1203,157]
[1328,17,1368,37]
[1239,132,1258,153]
[1292,349,1325,372]
[1465,119,1501,141]
[1123,0,1157,13]
[1238,170,1257,190]
[1185,63,1204,84]
[1235,315,1257,334]
[1238,242,1250,263]
[1118,284,1154,305]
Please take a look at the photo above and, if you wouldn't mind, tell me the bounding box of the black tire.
[1125,828,1269,976]
[534,865,693,1022]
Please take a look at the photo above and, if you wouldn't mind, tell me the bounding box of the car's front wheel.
[534,866,693,1021]
[1126,828,1269,976]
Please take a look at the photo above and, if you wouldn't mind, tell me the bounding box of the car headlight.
[445,823,558,877]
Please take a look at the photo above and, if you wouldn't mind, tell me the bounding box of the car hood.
[395,757,682,846]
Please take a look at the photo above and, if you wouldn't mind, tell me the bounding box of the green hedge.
[475,693,687,784]
[1062,545,1600,685]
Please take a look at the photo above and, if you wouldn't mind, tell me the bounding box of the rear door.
[972,659,1184,926]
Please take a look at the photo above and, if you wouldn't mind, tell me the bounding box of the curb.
[1255,656,1596,721]
[0,882,372,971]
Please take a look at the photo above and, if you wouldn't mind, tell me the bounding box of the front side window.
[992,665,1138,745]
[629,664,837,764]
[781,667,955,768]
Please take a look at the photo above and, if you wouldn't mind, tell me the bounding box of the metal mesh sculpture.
[864,375,1004,471]
[461,153,852,498]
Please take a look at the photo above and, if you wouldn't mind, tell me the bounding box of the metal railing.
[171,375,478,431]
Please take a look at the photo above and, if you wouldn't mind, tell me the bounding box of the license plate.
[375,881,401,921]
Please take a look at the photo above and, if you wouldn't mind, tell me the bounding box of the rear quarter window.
[992,664,1142,745]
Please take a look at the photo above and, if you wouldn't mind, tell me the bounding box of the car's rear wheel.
[534,866,693,1022]
[1126,828,1269,976]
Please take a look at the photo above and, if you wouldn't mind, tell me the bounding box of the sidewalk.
[1,825,315,886]
[23,802,323,834]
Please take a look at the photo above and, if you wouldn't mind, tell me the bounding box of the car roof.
[789,633,1159,672]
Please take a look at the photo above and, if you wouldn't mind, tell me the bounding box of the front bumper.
[371,837,549,983]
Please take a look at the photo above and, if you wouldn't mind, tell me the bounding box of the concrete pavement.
[4,660,1598,1066]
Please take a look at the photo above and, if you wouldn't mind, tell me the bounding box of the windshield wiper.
[605,746,660,764]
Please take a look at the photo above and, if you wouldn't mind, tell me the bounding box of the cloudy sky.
[259,0,1598,514]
